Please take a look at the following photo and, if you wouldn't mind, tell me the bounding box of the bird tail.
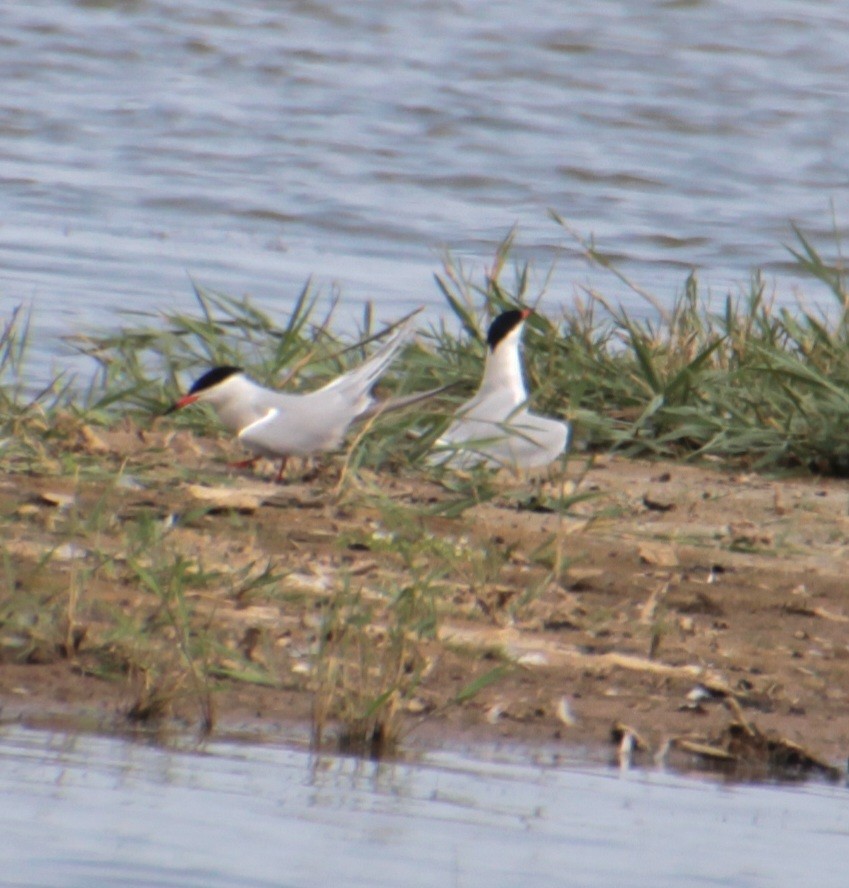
[316,307,423,402]
[357,381,459,421]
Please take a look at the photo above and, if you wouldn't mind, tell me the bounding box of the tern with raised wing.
[166,310,430,481]
[430,308,569,470]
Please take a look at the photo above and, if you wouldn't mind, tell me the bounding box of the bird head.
[164,366,245,414]
[485,308,532,352]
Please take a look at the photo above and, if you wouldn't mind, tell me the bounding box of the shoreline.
[3,421,848,781]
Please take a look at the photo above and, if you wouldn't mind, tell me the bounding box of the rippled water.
[0,726,847,888]
[3,0,849,373]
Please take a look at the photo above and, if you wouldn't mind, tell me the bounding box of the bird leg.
[274,456,289,484]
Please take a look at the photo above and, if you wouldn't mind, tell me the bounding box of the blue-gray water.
[3,0,849,375]
[0,726,846,888]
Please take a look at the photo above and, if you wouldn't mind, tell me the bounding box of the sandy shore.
[3,421,849,778]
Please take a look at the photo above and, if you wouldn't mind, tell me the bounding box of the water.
[3,0,849,375]
[0,726,846,888]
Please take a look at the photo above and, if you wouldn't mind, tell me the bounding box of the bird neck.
[480,335,527,402]
[204,374,265,432]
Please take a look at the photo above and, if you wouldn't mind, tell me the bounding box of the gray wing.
[316,309,421,414]
[433,404,569,470]
[236,408,282,456]
[237,401,351,457]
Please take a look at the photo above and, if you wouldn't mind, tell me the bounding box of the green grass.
[12,222,842,477]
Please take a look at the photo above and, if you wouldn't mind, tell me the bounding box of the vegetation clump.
[7,225,848,476]
[2,225,849,766]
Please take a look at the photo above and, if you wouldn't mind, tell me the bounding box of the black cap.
[486,309,529,351]
[187,365,243,394]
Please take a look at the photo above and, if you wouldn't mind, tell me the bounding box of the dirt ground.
[3,421,849,779]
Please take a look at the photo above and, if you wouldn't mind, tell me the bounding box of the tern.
[166,310,431,481]
[430,308,569,470]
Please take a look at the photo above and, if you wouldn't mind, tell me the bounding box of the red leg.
[274,456,289,484]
